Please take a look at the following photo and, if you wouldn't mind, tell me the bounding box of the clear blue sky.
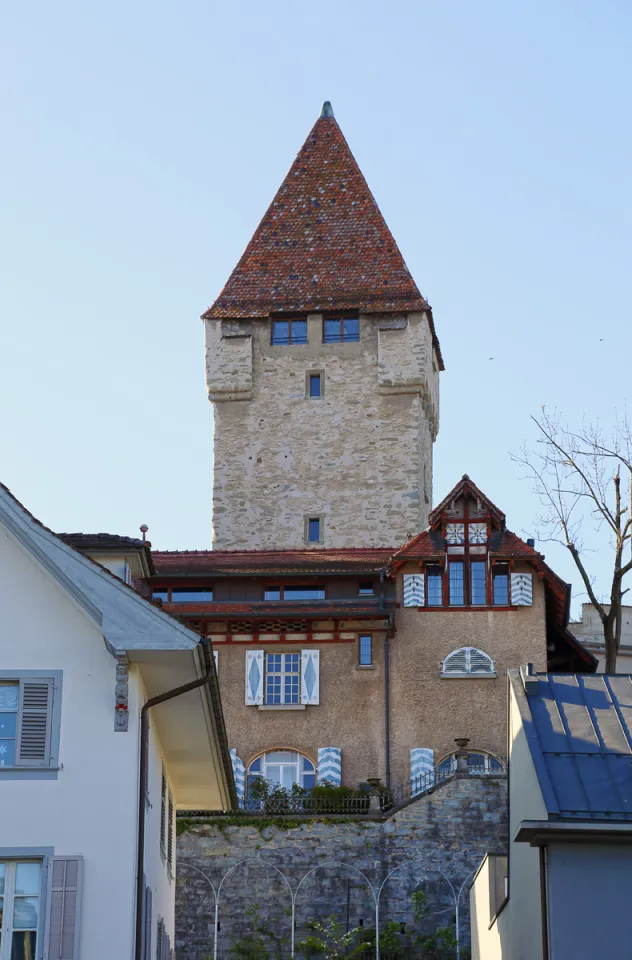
[1,1,630,613]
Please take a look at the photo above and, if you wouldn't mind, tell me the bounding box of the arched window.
[247,750,316,794]
[438,751,505,777]
[441,646,495,676]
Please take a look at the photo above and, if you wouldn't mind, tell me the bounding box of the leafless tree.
[513,407,632,673]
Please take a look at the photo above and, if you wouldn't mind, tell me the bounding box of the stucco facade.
[206,311,439,550]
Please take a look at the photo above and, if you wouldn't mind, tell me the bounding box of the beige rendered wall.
[205,312,439,550]
[215,631,387,788]
[470,856,504,960]
[388,562,548,785]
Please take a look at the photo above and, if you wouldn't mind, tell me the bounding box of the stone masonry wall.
[176,775,507,959]
[205,311,439,550]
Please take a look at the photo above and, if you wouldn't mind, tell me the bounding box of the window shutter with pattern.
[16,679,53,765]
[245,651,264,705]
[403,574,425,607]
[48,856,83,960]
[300,650,320,705]
[511,573,533,605]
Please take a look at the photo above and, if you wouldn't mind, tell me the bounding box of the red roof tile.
[151,547,394,577]
[203,103,442,366]
[389,528,542,564]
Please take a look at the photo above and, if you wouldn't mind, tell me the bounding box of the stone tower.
[203,103,442,550]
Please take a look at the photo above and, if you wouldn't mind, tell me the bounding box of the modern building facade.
[471,668,632,960]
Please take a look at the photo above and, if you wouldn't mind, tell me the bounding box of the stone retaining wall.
[176,775,507,958]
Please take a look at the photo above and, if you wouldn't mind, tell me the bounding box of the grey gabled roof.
[514,672,632,821]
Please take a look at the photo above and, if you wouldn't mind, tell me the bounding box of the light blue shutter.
[410,748,434,796]
[403,574,425,607]
[230,748,245,802]
[317,747,341,785]
[245,650,264,705]
[48,856,83,960]
[301,650,320,704]
[511,573,533,606]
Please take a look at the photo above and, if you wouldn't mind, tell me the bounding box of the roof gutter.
[134,637,236,960]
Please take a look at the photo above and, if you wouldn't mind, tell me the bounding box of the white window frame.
[0,672,63,776]
[0,857,46,960]
[265,653,301,705]
[247,751,316,793]
[440,647,496,677]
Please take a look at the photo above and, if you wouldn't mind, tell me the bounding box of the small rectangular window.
[358,582,375,596]
[492,564,510,605]
[0,677,56,769]
[283,585,325,601]
[323,316,360,343]
[170,587,213,603]
[359,635,372,665]
[471,561,487,606]
[426,565,443,606]
[264,586,281,600]
[272,318,308,345]
[449,562,465,606]
[307,517,321,543]
[309,373,322,397]
[152,589,169,602]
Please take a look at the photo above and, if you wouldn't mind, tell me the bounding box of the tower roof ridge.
[203,105,442,363]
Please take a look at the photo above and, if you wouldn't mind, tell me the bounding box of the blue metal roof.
[517,673,632,821]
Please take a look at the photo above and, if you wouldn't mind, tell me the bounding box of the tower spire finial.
[320,101,334,118]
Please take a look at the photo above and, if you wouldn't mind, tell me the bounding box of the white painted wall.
[0,527,173,958]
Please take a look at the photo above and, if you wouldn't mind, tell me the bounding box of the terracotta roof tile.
[203,104,442,366]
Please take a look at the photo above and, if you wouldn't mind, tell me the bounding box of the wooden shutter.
[469,648,494,674]
[167,791,174,870]
[442,648,468,674]
[229,748,245,802]
[16,679,53,765]
[403,574,425,607]
[48,856,83,960]
[317,747,341,785]
[410,748,434,796]
[156,918,164,960]
[301,650,320,705]
[511,573,533,606]
[245,650,264,705]
[160,770,167,853]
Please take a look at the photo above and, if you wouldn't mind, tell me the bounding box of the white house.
[0,482,236,960]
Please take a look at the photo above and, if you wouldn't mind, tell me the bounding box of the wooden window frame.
[262,583,326,601]
[322,314,360,344]
[151,583,214,603]
[271,317,308,346]
[306,371,324,398]
[358,634,373,666]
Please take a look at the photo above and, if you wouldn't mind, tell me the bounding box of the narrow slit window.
[307,517,321,543]
[470,562,487,606]
[309,373,322,398]
[359,635,372,666]
[358,582,375,596]
[426,565,443,606]
[449,562,465,606]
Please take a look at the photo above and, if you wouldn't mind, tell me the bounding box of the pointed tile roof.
[204,103,441,361]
